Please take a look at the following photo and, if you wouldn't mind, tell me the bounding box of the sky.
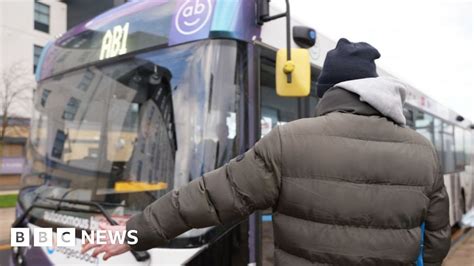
[274,0,474,121]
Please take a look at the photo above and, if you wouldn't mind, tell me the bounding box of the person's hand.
[81,223,132,261]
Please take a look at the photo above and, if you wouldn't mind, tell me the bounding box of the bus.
[12,0,473,265]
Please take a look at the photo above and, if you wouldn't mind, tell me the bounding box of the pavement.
[0,189,18,247]
[0,208,14,246]
[0,191,18,196]
[0,207,14,266]
[443,229,474,266]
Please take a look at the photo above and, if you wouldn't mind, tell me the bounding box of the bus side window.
[454,126,465,170]
[465,130,472,163]
[414,111,449,172]
[414,111,434,143]
[404,107,415,129]
[442,123,456,173]
[433,118,444,169]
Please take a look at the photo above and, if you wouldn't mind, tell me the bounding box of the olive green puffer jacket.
[127,77,450,265]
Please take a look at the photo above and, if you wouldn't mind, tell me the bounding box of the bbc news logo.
[11,228,138,247]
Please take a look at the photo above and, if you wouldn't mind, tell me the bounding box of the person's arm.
[423,154,451,266]
[127,127,283,251]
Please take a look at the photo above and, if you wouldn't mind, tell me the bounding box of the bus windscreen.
[23,40,240,232]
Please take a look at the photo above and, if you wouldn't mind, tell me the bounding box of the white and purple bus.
[12,0,473,265]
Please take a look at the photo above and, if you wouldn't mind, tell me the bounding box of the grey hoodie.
[336,77,408,125]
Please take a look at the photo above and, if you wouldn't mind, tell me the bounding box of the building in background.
[61,0,127,30]
[0,118,29,190]
[0,0,67,189]
[0,0,67,82]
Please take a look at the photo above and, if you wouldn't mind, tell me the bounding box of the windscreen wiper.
[45,198,121,227]
[12,197,150,262]
[12,202,101,228]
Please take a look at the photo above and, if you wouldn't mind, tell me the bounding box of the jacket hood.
[334,77,407,125]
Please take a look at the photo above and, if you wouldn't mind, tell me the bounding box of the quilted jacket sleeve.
[126,127,283,251]
[423,153,451,266]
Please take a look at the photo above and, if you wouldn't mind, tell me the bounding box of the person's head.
[316,38,381,98]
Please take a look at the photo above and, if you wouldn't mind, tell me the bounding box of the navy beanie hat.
[316,38,381,98]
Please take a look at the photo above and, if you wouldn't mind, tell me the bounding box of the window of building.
[454,126,465,170]
[51,130,66,159]
[40,89,51,107]
[442,123,456,173]
[34,1,50,33]
[34,45,43,73]
[62,97,81,121]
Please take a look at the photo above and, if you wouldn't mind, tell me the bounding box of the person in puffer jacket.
[83,38,450,265]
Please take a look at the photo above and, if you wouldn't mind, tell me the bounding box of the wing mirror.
[257,0,314,97]
[276,48,311,97]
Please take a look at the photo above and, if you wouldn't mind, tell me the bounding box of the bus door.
[257,45,319,266]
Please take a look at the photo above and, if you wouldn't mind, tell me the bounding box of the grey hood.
[335,77,407,125]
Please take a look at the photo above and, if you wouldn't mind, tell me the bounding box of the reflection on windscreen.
[25,40,240,216]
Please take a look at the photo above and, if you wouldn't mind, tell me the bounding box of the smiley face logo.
[176,0,213,35]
